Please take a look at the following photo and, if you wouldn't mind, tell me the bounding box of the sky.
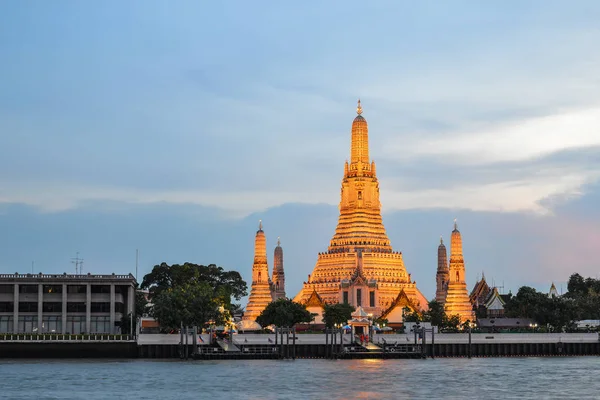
[1,1,600,304]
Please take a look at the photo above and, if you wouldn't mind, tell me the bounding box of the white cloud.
[380,106,600,165]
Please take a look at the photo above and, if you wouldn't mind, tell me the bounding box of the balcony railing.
[0,333,135,342]
[0,273,135,280]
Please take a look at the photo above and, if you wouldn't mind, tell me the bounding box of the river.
[1,357,597,399]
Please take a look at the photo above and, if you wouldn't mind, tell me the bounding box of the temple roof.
[305,289,326,308]
[380,289,421,319]
[351,306,369,318]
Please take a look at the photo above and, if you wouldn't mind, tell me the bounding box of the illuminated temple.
[293,101,428,318]
[243,221,286,323]
[440,220,475,323]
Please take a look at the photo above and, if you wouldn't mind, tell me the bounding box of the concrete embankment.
[1,333,599,359]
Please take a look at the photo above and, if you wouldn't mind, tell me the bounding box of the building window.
[343,291,349,304]
[0,302,14,312]
[67,302,86,313]
[67,285,87,294]
[0,316,13,333]
[43,285,63,294]
[91,302,110,313]
[0,285,13,294]
[42,302,62,313]
[19,302,38,312]
[91,285,110,294]
[66,316,85,334]
[90,316,111,333]
[369,291,375,308]
[19,285,38,294]
[358,191,362,200]
[115,302,125,314]
[42,316,62,333]
[18,316,38,333]
[356,289,362,307]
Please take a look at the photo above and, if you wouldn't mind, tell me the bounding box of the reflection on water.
[0,357,598,399]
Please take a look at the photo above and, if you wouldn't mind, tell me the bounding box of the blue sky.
[1,1,600,303]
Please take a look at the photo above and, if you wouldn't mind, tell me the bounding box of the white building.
[0,273,137,334]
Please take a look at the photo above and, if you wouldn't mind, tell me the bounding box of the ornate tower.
[444,220,475,323]
[294,101,428,315]
[271,237,286,300]
[435,236,449,305]
[243,220,274,322]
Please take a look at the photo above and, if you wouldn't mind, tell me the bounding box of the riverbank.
[1,332,598,359]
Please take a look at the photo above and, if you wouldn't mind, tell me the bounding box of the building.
[443,220,476,323]
[243,221,287,323]
[548,282,559,298]
[435,237,449,305]
[293,101,428,318]
[0,273,137,334]
[271,237,286,300]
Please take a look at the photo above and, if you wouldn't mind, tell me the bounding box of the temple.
[443,220,475,323]
[435,236,449,304]
[243,222,287,323]
[271,237,286,300]
[293,101,428,318]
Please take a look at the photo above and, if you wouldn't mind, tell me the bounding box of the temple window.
[356,289,362,306]
[358,191,362,200]
[369,291,375,307]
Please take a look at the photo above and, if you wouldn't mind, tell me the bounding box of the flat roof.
[0,273,137,284]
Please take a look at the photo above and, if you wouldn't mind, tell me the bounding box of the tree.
[424,300,446,327]
[141,262,247,313]
[322,303,355,328]
[152,281,226,330]
[256,298,312,328]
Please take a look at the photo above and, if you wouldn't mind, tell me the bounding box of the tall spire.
[244,222,272,322]
[272,237,286,300]
[436,235,449,304]
[350,99,370,167]
[444,220,475,323]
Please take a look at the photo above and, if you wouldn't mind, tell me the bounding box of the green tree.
[322,303,355,328]
[443,314,461,331]
[404,310,422,323]
[141,262,247,313]
[256,298,312,328]
[152,281,226,330]
[424,300,446,327]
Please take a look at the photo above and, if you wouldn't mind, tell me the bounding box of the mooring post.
[184,326,189,360]
[468,325,472,359]
[325,327,329,359]
[292,327,296,360]
[286,328,290,359]
[431,327,435,359]
[192,326,197,356]
[421,327,427,358]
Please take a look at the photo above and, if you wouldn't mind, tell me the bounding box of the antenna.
[135,249,139,282]
[71,252,84,275]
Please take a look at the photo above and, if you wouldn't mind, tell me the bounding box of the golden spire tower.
[435,236,449,305]
[243,220,274,322]
[294,101,428,315]
[271,237,286,300]
[444,220,476,323]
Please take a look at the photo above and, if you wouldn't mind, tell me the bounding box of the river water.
[0,357,597,399]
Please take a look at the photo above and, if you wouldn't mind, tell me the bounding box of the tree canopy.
[256,298,312,328]
[322,303,355,328]
[504,285,577,330]
[141,262,247,330]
